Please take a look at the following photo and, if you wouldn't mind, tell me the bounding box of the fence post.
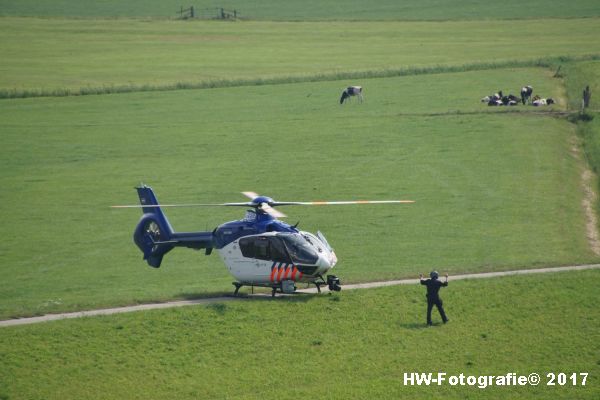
[553,65,562,78]
[220,8,225,19]
[190,6,195,18]
[583,85,591,109]
[234,10,237,19]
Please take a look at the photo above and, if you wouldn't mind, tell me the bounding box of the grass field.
[2,1,600,399]
[1,270,599,399]
[1,0,599,20]
[1,67,596,319]
[562,61,600,220]
[1,17,599,96]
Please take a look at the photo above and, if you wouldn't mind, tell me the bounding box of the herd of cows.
[481,85,555,106]
[338,84,555,107]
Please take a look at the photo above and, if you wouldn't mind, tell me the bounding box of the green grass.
[562,61,600,112]
[562,61,600,229]
[1,0,599,20]
[0,68,596,319]
[3,55,599,99]
[1,17,600,95]
[1,270,599,399]
[1,2,599,398]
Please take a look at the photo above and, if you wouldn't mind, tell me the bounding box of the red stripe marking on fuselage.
[291,266,298,281]
[276,263,285,282]
[270,263,277,283]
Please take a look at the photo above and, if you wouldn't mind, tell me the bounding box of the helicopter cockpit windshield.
[279,234,319,265]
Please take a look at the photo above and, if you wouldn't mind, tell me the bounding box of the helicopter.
[113,185,414,296]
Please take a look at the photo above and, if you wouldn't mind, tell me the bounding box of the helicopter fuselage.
[218,230,337,286]
[213,210,338,287]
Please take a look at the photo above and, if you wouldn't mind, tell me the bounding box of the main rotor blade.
[260,203,287,218]
[111,202,252,209]
[242,191,260,200]
[112,198,414,209]
[272,200,415,206]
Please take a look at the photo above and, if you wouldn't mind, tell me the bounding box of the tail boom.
[133,185,213,268]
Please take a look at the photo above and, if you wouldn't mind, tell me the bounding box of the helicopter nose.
[317,250,337,272]
[330,251,338,266]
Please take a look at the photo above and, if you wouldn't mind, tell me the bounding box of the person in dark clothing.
[419,271,449,326]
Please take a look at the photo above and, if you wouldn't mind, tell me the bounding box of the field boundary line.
[393,110,575,118]
[2,54,599,100]
[1,264,599,327]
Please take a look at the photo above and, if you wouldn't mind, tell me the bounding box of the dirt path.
[2,264,599,328]
[582,168,600,255]
[570,132,600,255]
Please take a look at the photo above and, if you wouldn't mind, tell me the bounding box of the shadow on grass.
[206,303,228,315]
[398,321,448,330]
[243,292,319,304]
[176,289,321,304]
[177,291,233,301]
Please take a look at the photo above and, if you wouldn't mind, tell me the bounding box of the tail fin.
[136,185,175,235]
[133,185,175,268]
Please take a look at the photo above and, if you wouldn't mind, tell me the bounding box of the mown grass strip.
[2,54,599,100]
[1,68,595,319]
[1,270,599,399]
[1,0,599,20]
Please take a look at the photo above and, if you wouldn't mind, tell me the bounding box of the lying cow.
[500,94,519,106]
[340,86,363,104]
[532,97,555,106]
[481,90,503,103]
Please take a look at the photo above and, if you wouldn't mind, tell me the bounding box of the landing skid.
[315,283,322,293]
[232,277,340,297]
[231,282,282,297]
[232,282,243,296]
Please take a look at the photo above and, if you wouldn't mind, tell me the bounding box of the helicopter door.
[251,237,292,279]
[238,236,292,280]
[237,236,273,280]
[235,236,263,278]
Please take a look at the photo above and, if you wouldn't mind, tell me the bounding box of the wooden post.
[190,6,195,18]
[583,85,592,109]
[220,8,225,19]
[553,65,562,78]
[234,10,237,19]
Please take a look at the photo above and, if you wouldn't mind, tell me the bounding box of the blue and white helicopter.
[113,185,413,296]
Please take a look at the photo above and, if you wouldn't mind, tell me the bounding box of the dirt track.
[1,264,599,328]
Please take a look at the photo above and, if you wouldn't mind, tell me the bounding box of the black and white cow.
[502,94,520,106]
[481,90,503,104]
[532,97,555,106]
[520,85,533,105]
[340,86,363,104]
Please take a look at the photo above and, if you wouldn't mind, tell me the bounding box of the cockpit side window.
[254,239,269,259]
[239,237,256,258]
[238,236,291,263]
[269,237,291,263]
